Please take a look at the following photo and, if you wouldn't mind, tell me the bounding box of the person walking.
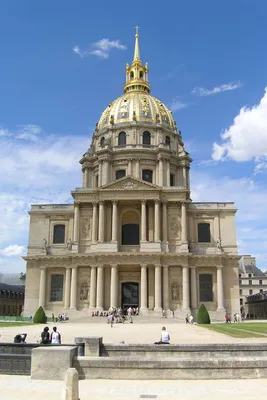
[50,326,61,344]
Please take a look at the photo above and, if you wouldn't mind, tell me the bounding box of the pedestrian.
[40,326,51,344]
[50,326,61,344]
[52,313,54,322]
[154,326,170,344]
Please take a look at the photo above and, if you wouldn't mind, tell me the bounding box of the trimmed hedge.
[197,303,211,324]
[33,306,46,323]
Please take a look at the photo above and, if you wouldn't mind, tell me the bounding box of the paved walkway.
[1,376,267,399]
[1,317,267,345]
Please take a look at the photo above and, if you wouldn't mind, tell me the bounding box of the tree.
[33,306,46,323]
[197,303,211,324]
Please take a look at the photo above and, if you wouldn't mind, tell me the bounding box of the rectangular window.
[53,224,65,244]
[50,274,64,301]
[170,174,175,186]
[249,289,253,295]
[259,280,262,285]
[248,273,252,278]
[240,298,243,305]
[260,289,263,293]
[116,170,126,180]
[199,274,213,302]
[142,169,153,183]
[249,280,252,285]
[239,289,242,295]
[95,175,99,187]
[198,223,211,243]
[239,273,241,278]
[239,280,241,285]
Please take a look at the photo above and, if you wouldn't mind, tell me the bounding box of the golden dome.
[98,92,176,131]
[97,28,177,133]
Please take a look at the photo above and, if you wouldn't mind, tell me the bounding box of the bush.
[197,303,211,324]
[33,306,46,323]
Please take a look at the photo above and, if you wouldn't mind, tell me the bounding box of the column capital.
[217,265,223,270]
[141,199,147,204]
[154,264,161,268]
[40,266,47,270]
[74,201,80,207]
[190,265,197,269]
[154,199,160,204]
[96,264,104,268]
[111,200,118,205]
[140,264,147,268]
[99,200,104,205]
[162,264,169,268]
[92,201,99,206]
[110,264,118,268]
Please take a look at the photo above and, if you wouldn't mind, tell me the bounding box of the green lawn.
[0,322,34,328]
[199,323,267,338]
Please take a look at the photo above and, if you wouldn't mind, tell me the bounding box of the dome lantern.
[124,26,150,94]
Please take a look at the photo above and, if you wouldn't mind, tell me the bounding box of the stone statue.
[67,239,73,251]
[80,283,89,301]
[217,237,222,249]
[43,239,48,255]
[171,282,179,301]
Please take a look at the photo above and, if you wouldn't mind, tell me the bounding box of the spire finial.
[133,25,140,61]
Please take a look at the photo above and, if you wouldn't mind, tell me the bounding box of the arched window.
[118,131,126,146]
[197,223,211,243]
[142,131,151,145]
[199,274,213,302]
[116,170,126,180]
[100,137,105,146]
[53,224,65,244]
[142,169,153,183]
[130,71,134,80]
[165,136,170,146]
[140,71,144,79]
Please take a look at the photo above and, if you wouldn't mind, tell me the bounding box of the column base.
[71,243,79,253]
[139,308,149,316]
[153,307,163,316]
[161,242,169,252]
[69,307,77,310]
[91,242,118,252]
[181,242,189,252]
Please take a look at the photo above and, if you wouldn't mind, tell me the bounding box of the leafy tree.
[33,306,46,323]
[197,303,211,324]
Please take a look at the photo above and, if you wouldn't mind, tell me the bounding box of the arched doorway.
[121,282,139,309]
[121,209,140,245]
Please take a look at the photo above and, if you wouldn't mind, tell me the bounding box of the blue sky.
[1,1,267,272]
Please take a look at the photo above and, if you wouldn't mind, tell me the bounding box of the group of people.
[52,312,69,322]
[225,312,241,323]
[107,306,135,326]
[13,326,61,345]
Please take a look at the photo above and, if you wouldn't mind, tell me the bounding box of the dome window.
[142,131,151,146]
[142,169,153,183]
[100,137,105,146]
[165,136,170,146]
[116,170,126,180]
[140,71,144,80]
[130,71,134,80]
[118,132,126,146]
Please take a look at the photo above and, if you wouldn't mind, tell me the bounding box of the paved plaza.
[1,318,267,399]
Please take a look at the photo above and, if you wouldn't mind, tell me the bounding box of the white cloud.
[192,81,242,97]
[212,88,267,169]
[73,39,127,59]
[169,100,187,112]
[0,245,25,257]
[16,124,42,141]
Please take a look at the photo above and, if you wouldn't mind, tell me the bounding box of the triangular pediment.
[101,176,160,191]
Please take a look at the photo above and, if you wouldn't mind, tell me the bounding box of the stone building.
[238,255,267,315]
[23,31,240,320]
[0,283,25,317]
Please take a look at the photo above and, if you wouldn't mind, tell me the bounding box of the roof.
[0,283,25,293]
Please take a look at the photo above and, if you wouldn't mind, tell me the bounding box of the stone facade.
[23,31,240,320]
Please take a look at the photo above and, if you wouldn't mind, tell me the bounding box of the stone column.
[217,266,225,310]
[140,264,148,311]
[110,264,118,308]
[135,159,140,179]
[38,267,46,308]
[98,201,104,242]
[111,201,118,242]
[141,200,147,242]
[96,265,104,310]
[92,202,98,243]
[190,266,197,310]
[127,159,132,176]
[166,160,170,186]
[89,266,97,309]
[102,160,109,186]
[98,160,102,187]
[148,267,155,309]
[182,165,187,188]
[154,264,162,311]
[162,201,168,243]
[158,157,164,187]
[64,267,71,309]
[70,266,78,309]
[73,203,80,243]
[84,168,89,188]
[163,265,170,311]
[182,265,190,311]
[154,200,160,242]
[181,202,188,251]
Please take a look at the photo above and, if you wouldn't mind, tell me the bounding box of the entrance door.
[121,282,139,309]
[122,224,139,245]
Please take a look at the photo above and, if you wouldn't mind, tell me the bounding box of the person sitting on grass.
[154,326,170,344]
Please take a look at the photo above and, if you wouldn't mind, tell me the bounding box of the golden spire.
[124,27,150,94]
[133,25,140,61]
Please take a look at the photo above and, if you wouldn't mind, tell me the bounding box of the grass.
[0,322,34,328]
[199,323,267,338]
